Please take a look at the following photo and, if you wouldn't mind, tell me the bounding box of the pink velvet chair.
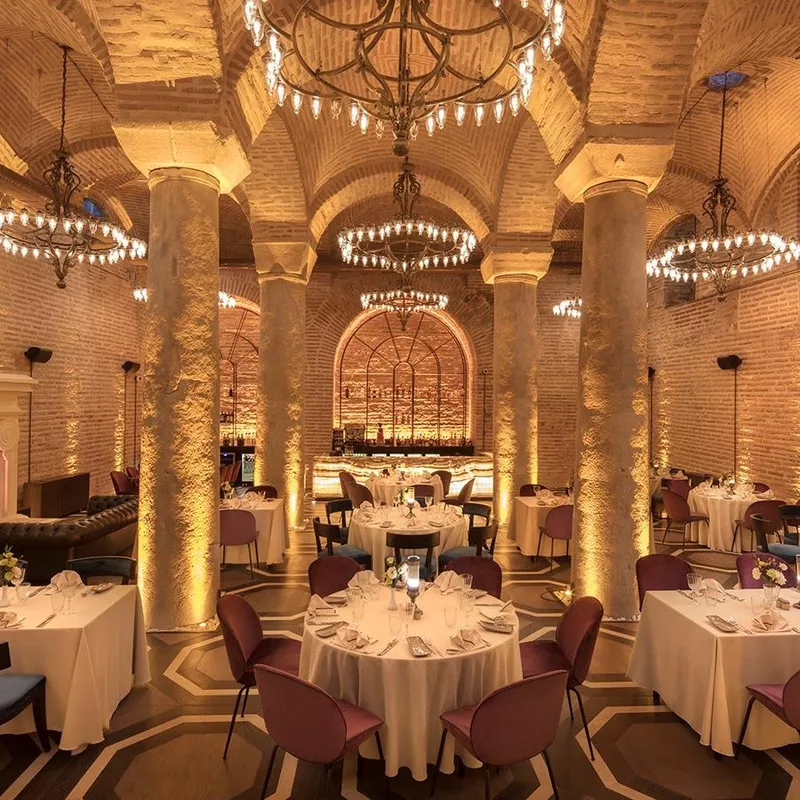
[519,596,603,761]
[732,499,786,552]
[444,555,502,598]
[635,554,692,610]
[753,482,771,494]
[308,555,361,597]
[536,504,573,563]
[220,509,260,579]
[110,470,133,495]
[736,668,800,758]
[666,478,690,500]
[520,483,547,497]
[217,595,301,760]
[429,669,569,800]
[254,663,387,799]
[661,489,708,547]
[736,552,797,589]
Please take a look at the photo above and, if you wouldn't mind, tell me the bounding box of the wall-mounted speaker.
[648,366,656,380]
[24,347,53,364]
[717,354,743,371]
[122,360,140,374]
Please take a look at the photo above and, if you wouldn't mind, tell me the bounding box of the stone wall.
[0,252,144,502]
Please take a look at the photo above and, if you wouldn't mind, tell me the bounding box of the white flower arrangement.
[384,556,408,588]
[0,546,26,586]
[751,556,788,586]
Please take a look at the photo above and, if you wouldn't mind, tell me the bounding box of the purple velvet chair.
[217,594,301,760]
[666,478,690,500]
[736,668,800,758]
[110,470,133,495]
[536,504,573,563]
[246,485,278,499]
[520,483,547,497]
[736,552,797,589]
[635,554,692,610]
[347,482,375,507]
[254,663,387,799]
[732,499,786,552]
[661,489,708,547]
[518,596,603,761]
[444,555,502,599]
[220,509,260,579]
[429,669,568,800]
[753,482,771,494]
[308,555,361,597]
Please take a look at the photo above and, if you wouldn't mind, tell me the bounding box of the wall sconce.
[122,361,141,467]
[717,355,743,476]
[24,347,53,483]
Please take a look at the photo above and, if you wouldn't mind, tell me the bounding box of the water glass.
[460,574,474,595]
[388,608,403,635]
[750,596,766,618]
[351,594,366,630]
[402,602,415,637]
[62,585,78,616]
[687,573,702,598]
[458,591,475,628]
[443,598,458,629]
[16,582,31,603]
[50,592,65,615]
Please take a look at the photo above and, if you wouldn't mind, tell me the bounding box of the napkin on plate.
[700,578,728,602]
[0,611,22,629]
[479,609,512,624]
[434,571,462,593]
[308,594,338,616]
[449,628,483,651]
[535,488,554,500]
[48,570,84,593]
[337,626,374,650]
[751,612,790,633]
[347,570,380,589]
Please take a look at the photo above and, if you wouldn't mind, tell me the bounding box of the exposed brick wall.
[0,252,143,504]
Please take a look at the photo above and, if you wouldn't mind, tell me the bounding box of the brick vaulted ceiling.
[1,0,799,275]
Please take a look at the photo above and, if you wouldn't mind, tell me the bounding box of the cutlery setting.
[37,614,56,629]
[377,639,398,657]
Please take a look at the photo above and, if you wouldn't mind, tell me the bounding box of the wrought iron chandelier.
[338,159,477,273]
[133,287,237,308]
[552,297,581,318]
[0,45,146,289]
[646,72,798,299]
[361,276,448,330]
[243,0,566,156]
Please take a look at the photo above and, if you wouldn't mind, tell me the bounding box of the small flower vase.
[0,586,9,608]
[387,585,398,611]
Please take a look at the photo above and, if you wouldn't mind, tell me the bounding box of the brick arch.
[220,267,260,307]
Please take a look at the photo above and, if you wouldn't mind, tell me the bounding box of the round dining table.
[686,487,764,551]
[348,506,468,579]
[366,474,444,507]
[299,585,523,780]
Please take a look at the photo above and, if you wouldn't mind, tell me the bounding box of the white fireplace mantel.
[0,372,37,519]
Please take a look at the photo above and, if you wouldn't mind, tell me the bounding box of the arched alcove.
[219,301,260,443]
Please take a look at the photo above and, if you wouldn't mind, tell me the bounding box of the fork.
[423,636,442,656]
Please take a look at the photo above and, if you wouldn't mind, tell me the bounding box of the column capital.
[112,120,250,194]
[555,125,675,203]
[480,234,552,284]
[253,241,317,284]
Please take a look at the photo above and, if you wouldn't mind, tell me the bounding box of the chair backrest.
[124,466,139,481]
[545,504,573,541]
[736,552,797,588]
[686,472,711,488]
[457,477,475,504]
[66,556,137,585]
[229,461,241,484]
[220,509,259,546]
[750,515,773,553]
[463,502,491,529]
[666,479,690,500]
[782,670,800,729]
[519,483,547,497]
[743,500,786,530]
[780,504,800,543]
[347,482,374,507]
[661,489,692,523]
[635,554,691,610]
[222,463,235,483]
[308,555,361,597]
[338,471,356,498]
[386,530,441,574]
[254,664,348,764]
[413,484,435,507]
[312,517,345,555]
[468,521,499,557]
[753,482,771,494]
[325,498,353,528]
[444,556,502,598]
[247,485,278,499]
[555,596,604,686]
[217,594,264,683]
[470,670,569,766]
[110,470,132,495]
[431,470,452,496]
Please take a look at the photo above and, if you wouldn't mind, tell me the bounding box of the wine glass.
[50,592,65,616]
[443,597,458,629]
[458,591,475,629]
[402,602,415,637]
[62,584,78,615]
[687,573,702,600]
[351,593,366,631]
[10,568,25,603]
[460,574,474,596]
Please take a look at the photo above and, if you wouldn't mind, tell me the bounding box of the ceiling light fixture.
[0,45,146,288]
[244,0,566,157]
[361,276,448,330]
[552,297,581,318]
[133,287,237,308]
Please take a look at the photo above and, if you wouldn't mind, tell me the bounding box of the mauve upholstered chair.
[217,594,301,760]
[429,669,569,800]
[431,469,452,497]
[347,482,375,508]
[444,555,502,599]
[414,483,436,507]
[536,504,573,563]
[753,482,771,494]
[110,470,132,495]
[220,509,260,579]
[519,596,603,761]
[635,554,692,610]
[736,668,800,758]
[308,555,361,597]
[661,489,708,547]
[736,552,797,589]
[254,663,388,799]
[247,485,278,499]
[732,499,786,552]
[666,478,690,500]
[520,483,548,497]
[781,504,800,545]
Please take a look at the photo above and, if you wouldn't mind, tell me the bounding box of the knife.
[37,614,56,629]
[377,638,398,656]
[29,586,47,598]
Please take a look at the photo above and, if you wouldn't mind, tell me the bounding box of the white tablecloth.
[0,586,150,751]
[300,585,522,780]
[629,589,800,755]
[366,475,444,507]
[687,489,759,551]
[512,496,573,557]
[349,507,467,579]
[220,499,286,565]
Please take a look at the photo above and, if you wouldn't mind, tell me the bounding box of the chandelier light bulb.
[435,104,447,129]
[426,114,436,136]
[509,93,521,116]
[474,104,485,126]
[454,103,466,126]
[291,89,303,113]
[349,101,360,126]
[311,96,322,119]
[494,98,505,123]
[359,110,370,133]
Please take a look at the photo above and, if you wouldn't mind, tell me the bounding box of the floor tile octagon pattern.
[2,513,799,800]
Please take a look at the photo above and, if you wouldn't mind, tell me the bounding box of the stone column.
[253,242,316,531]
[0,373,36,519]
[557,139,673,618]
[481,245,551,528]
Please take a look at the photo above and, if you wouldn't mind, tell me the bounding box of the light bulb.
[349,101,360,126]
[291,90,303,114]
[494,99,505,123]
[520,73,533,104]
[276,82,287,106]
[553,1,564,23]
[311,96,321,119]
[435,104,447,129]
[525,45,536,71]
[454,103,466,125]
[359,110,369,133]
[542,33,553,59]
[426,114,436,136]
[509,93,521,116]
[474,104,485,126]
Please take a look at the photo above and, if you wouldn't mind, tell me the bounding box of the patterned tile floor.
[3,512,800,800]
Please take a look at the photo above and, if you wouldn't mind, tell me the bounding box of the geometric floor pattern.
[3,510,800,799]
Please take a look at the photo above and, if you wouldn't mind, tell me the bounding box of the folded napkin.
[49,570,83,592]
[360,501,373,511]
[434,571,462,593]
[752,612,790,633]
[308,594,338,615]
[347,570,380,589]
[698,480,713,489]
[673,471,687,479]
[700,578,728,602]
[479,609,512,624]
[338,626,373,650]
[449,628,483,651]
[535,489,554,499]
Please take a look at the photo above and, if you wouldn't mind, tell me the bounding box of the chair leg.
[566,688,575,722]
[325,762,334,800]
[736,695,757,758]
[573,688,595,762]
[261,744,279,799]
[429,730,447,798]
[535,532,543,564]
[255,541,261,570]
[484,765,492,800]
[661,519,671,544]
[375,731,389,798]
[652,691,661,706]
[248,543,254,581]
[731,524,740,552]
[682,522,687,549]
[222,545,227,568]
[542,749,559,800]
[222,685,245,759]
[31,685,50,753]
[241,685,250,717]
[550,536,554,565]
